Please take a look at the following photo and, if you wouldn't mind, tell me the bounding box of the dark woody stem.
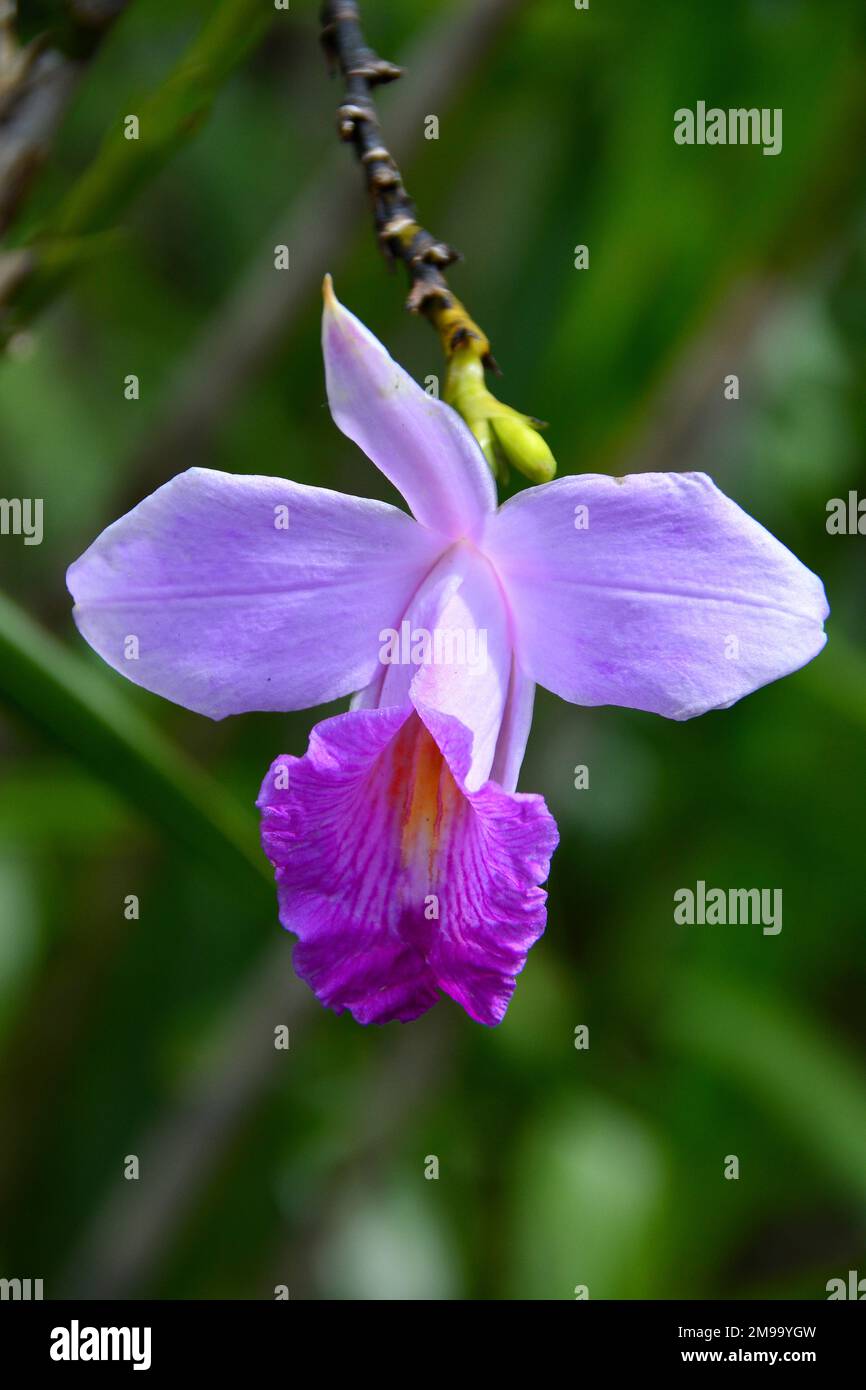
[319,0,494,368]
[319,0,558,487]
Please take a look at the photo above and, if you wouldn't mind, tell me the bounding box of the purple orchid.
[67,281,828,1026]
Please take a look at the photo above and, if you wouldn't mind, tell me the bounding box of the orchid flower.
[66,281,828,1026]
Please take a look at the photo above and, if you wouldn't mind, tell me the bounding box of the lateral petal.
[67,467,443,719]
[482,471,828,719]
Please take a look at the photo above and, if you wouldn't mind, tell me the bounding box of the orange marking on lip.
[385,715,460,880]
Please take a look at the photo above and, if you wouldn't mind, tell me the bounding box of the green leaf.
[0,591,271,900]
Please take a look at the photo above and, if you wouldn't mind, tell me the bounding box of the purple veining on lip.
[258,702,558,1025]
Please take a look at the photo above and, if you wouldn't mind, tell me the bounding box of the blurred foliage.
[0,0,865,1299]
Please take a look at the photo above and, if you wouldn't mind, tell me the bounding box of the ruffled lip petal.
[257,702,558,1026]
[410,698,559,1023]
[258,705,444,1023]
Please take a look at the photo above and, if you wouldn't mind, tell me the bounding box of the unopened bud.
[444,348,557,485]
[489,415,556,485]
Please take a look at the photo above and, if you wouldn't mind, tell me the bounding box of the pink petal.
[258,704,558,1026]
[482,471,828,720]
[378,542,513,791]
[322,283,496,541]
[489,659,536,793]
[67,467,443,719]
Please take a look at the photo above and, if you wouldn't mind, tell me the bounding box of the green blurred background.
[1,0,865,1300]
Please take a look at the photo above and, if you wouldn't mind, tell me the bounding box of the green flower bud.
[489,414,556,486]
[443,347,557,486]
